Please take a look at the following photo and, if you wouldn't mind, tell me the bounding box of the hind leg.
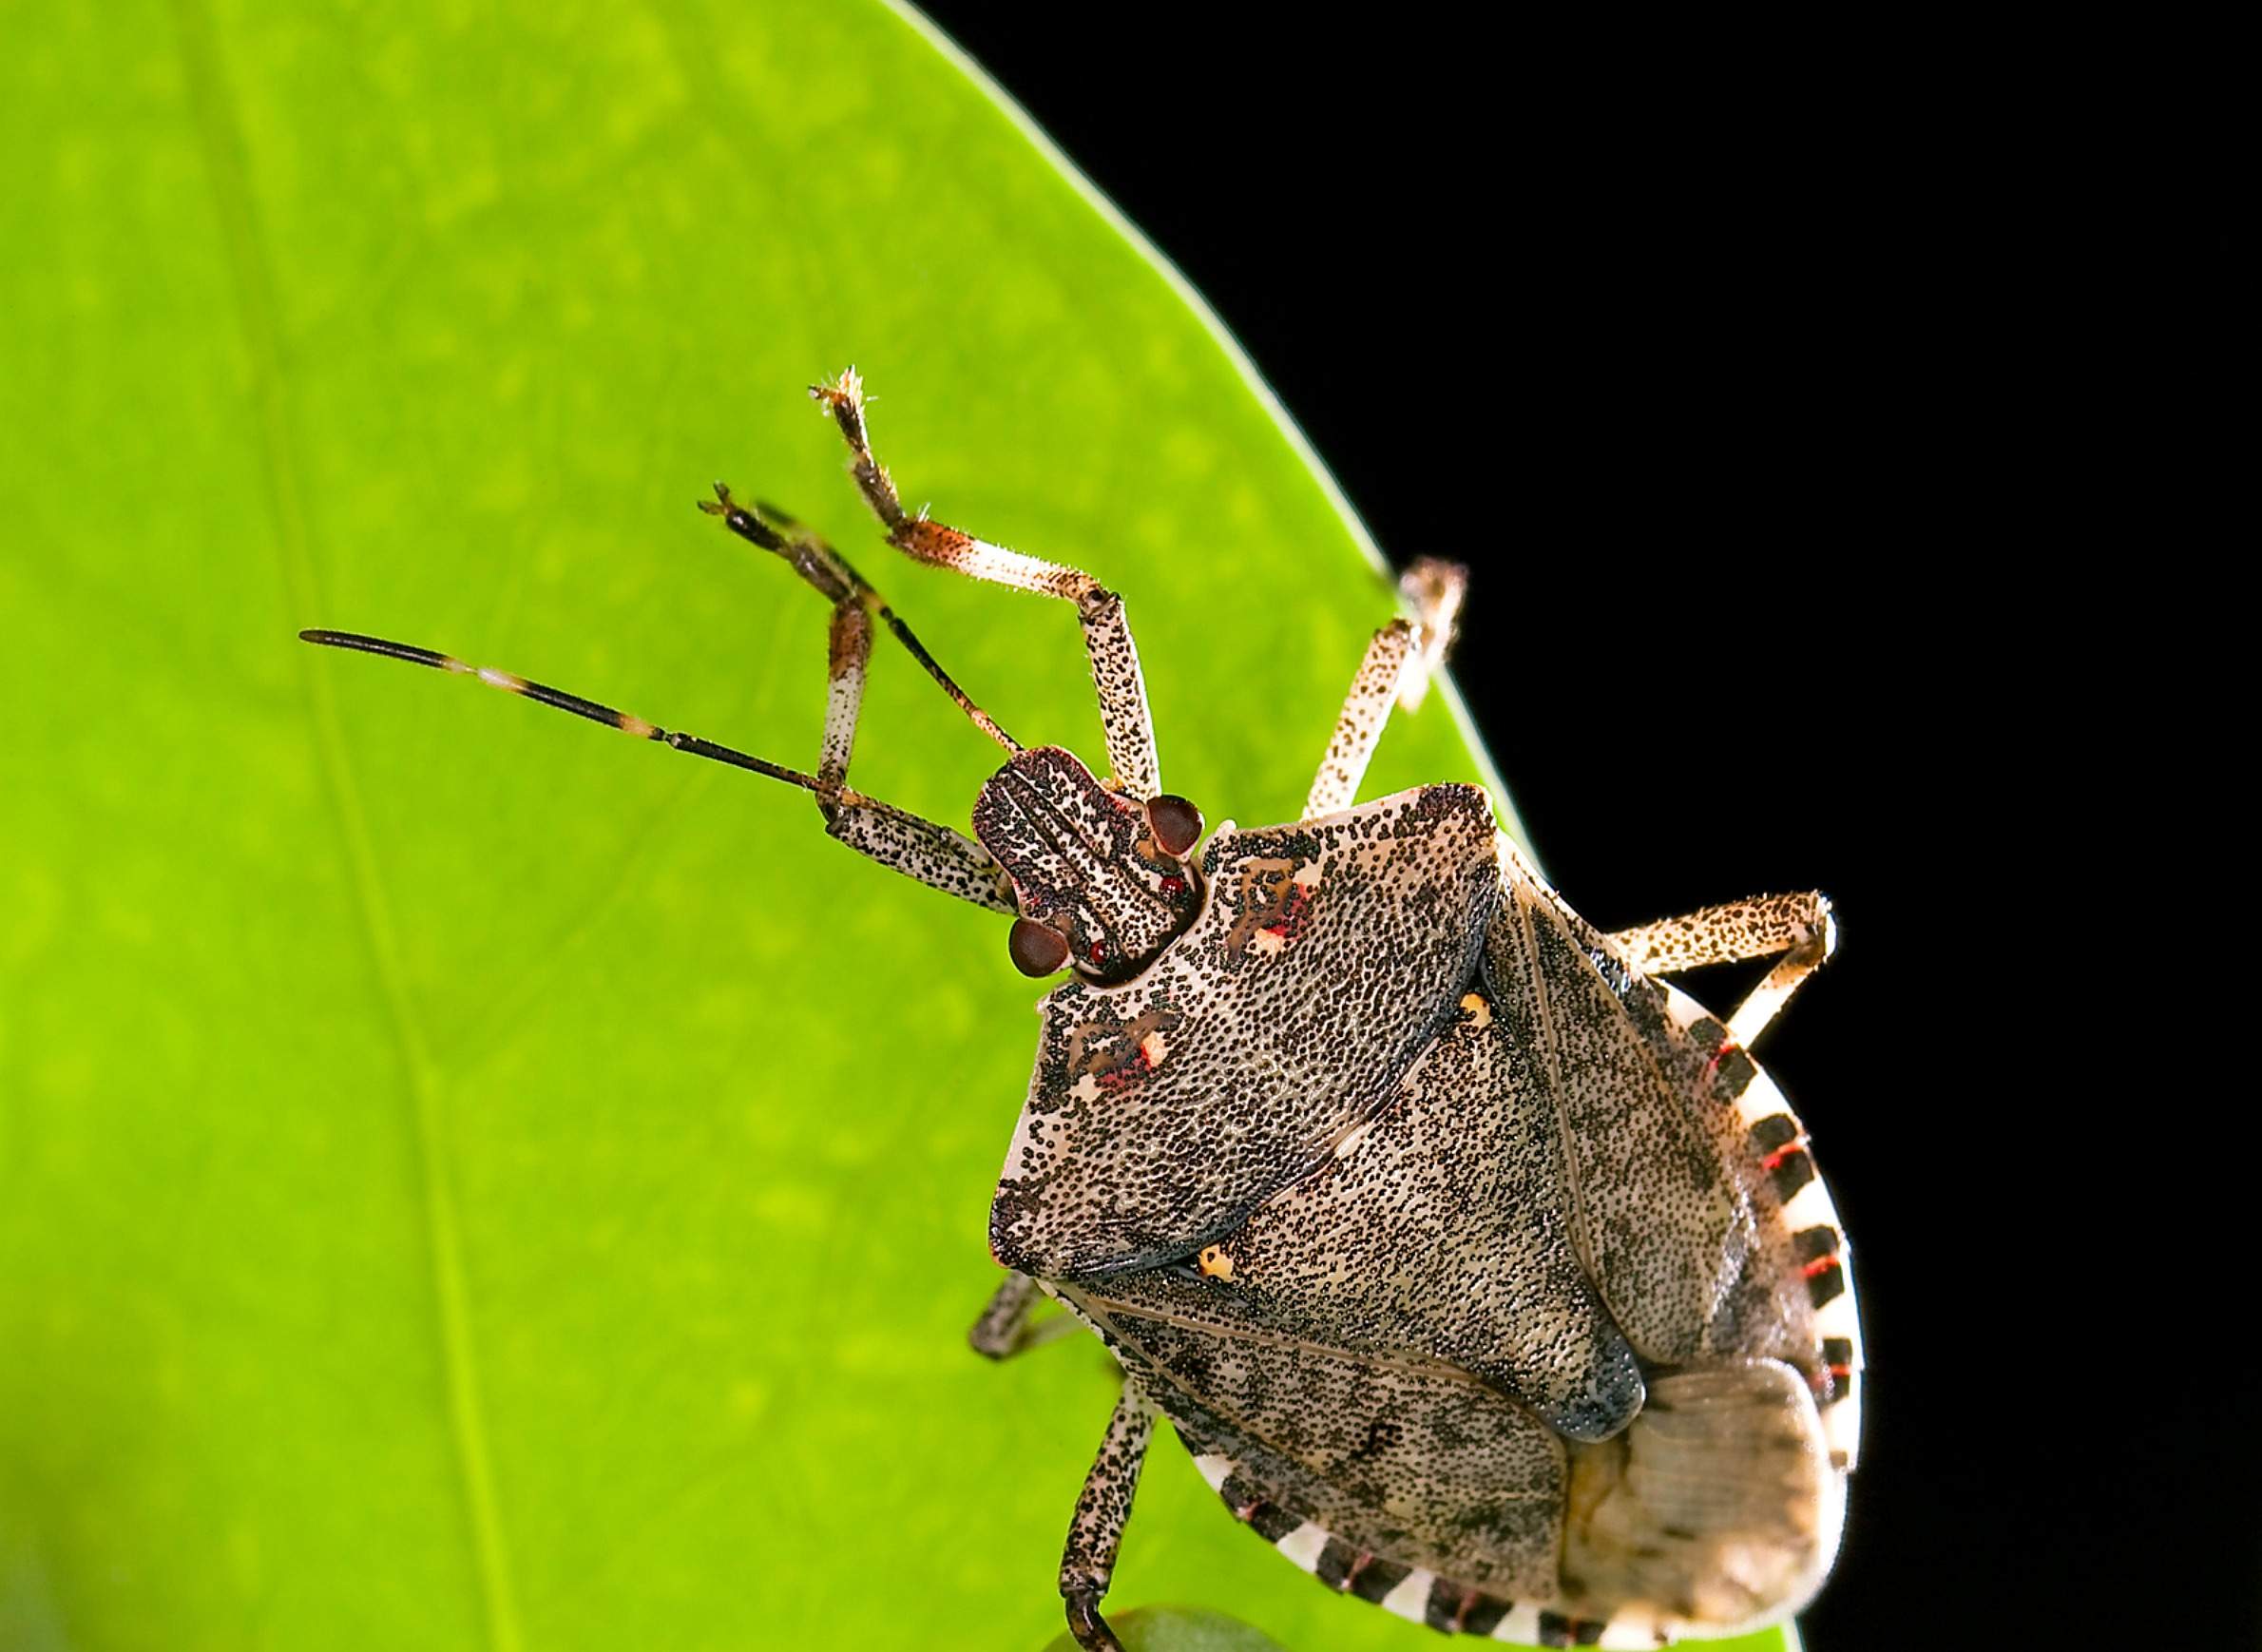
[1059,1387,1156,1652]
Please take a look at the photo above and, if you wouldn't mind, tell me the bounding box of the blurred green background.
[0,4,1790,1650]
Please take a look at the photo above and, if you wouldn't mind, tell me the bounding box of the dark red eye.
[1007,917,1070,977]
[1145,794,1204,857]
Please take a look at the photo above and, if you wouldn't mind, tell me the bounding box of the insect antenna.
[297,628,831,796]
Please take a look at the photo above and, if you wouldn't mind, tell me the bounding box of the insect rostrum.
[303,371,1861,1651]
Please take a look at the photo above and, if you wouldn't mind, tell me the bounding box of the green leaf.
[0,5,1788,1652]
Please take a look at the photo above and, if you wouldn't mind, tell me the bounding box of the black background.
[916,8,2247,1648]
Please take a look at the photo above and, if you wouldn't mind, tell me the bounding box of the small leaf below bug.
[1039,1604,1292,1652]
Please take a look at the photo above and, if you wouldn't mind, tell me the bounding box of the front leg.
[1302,557,1466,818]
[814,369,1163,799]
[1061,1386,1157,1652]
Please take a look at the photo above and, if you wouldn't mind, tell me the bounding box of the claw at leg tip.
[811,365,864,412]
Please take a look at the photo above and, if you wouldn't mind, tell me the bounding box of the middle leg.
[1060,1385,1157,1652]
[967,1274,1081,1361]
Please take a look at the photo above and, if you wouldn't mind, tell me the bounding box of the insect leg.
[812,368,1163,799]
[1059,1385,1156,1652]
[817,794,1016,914]
[1303,621,1414,817]
[298,630,1014,912]
[1301,558,1467,817]
[699,485,1020,759]
[1390,556,1466,715]
[967,1274,1081,1360]
[1607,892,1837,1047]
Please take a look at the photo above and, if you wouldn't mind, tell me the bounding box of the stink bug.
[303,371,1860,1649]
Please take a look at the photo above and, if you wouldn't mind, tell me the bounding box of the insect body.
[304,372,1860,1650]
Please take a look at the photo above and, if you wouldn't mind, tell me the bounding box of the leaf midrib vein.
[173,6,524,1648]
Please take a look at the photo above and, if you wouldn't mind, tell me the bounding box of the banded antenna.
[299,628,836,795]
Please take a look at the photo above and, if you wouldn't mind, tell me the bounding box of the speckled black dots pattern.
[309,375,1855,1646]
[1607,892,1831,977]
[1059,1389,1155,1597]
[1215,1005,1646,1443]
[821,799,1013,913]
[815,365,1167,805]
[989,784,1500,1276]
[1484,876,1750,1367]
[1305,621,1416,818]
[802,370,1864,1640]
[1068,1278,1568,1596]
[970,746,1199,979]
[1075,588,1161,799]
[1026,823,1856,1642]
[1562,914,1853,1389]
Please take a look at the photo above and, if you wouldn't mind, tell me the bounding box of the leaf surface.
[0,5,1787,1651]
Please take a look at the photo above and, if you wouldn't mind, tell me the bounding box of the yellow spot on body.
[1139,1030,1168,1067]
[1460,991,1493,1028]
[1198,1244,1235,1281]
[477,666,527,693]
[618,714,657,740]
[1251,930,1286,957]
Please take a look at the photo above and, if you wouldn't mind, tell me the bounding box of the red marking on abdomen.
[1759,1139,1807,1172]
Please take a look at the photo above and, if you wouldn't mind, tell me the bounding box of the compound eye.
[1007,916,1071,977]
[1145,794,1204,858]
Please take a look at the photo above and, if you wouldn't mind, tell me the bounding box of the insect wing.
[1062,1270,1567,1606]
[1483,872,1753,1365]
[1197,1003,1646,1443]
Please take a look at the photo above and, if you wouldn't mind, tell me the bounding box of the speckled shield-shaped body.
[1005,785,1862,1647]
[299,373,1855,1651]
